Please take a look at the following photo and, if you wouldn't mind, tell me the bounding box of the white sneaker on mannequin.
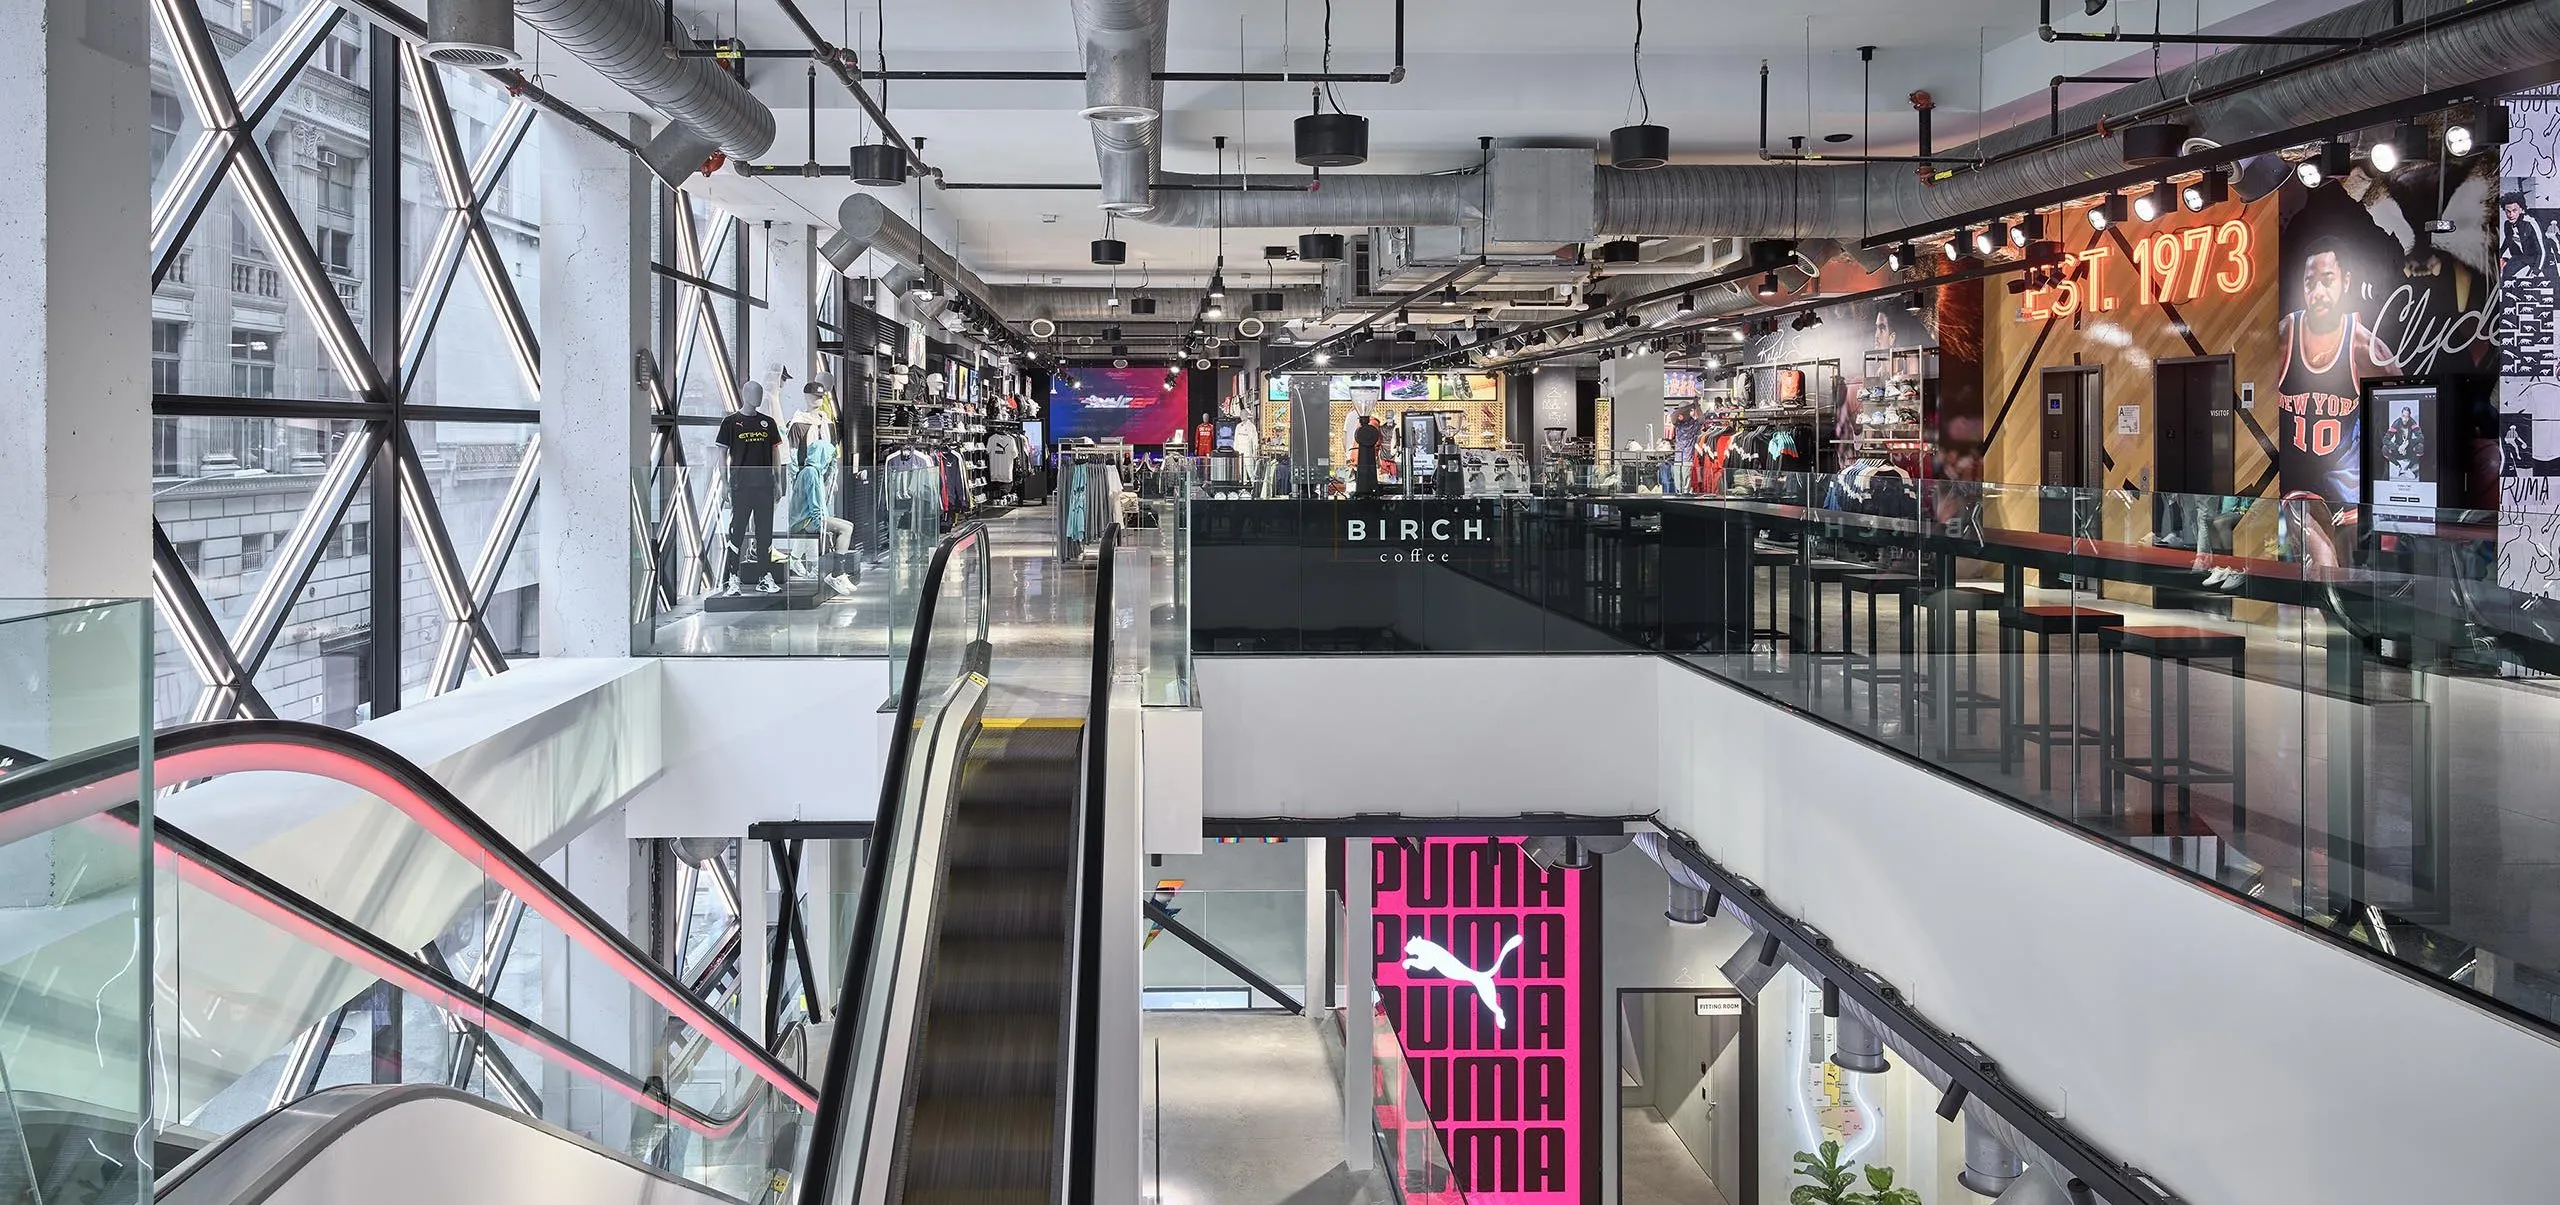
[719,578,742,597]
[757,578,782,595]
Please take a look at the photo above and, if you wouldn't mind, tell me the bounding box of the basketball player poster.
[2275,135,2498,564]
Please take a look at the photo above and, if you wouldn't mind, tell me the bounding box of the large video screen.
[1048,366,1188,445]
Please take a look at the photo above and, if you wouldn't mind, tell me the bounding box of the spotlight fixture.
[2014,213,2044,247]
[1677,292,1696,313]
[1886,243,1916,272]
[1905,286,1931,314]
[1942,238,1965,263]
[2447,105,2509,157]
[1755,272,1780,299]
[2090,193,2128,230]
[1312,350,1333,366]
[1441,286,1462,307]
[2370,122,2427,175]
[1206,273,1226,300]
[2134,180,2176,222]
[1203,302,1225,320]
[1571,321,1587,338]
[1973,223,2004,257]
[2182,170,2228,212]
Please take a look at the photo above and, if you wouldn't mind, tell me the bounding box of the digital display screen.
[2370,383,2441,534]
[1048,366,1188,444]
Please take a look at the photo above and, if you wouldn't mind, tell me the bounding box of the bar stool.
[1899,586,2003,757]
[2097,626,2248,835]
[1840,571,1925,728]
[1801,560,1867,700]
[1751,545,1795,647]
[1999,605,2123,792]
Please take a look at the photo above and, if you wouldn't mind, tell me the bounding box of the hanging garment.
[793,440,840,533]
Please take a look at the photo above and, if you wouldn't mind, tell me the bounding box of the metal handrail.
[1060,522,1123,1205]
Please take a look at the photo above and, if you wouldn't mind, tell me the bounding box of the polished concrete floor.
[1620,1105,1734,1205]
[1141,1012,1396,1205]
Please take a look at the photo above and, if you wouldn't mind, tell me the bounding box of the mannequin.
[716,381,784,595]
[791,437,859,593]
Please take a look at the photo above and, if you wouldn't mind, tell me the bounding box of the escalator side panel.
[896,725,1085,1205]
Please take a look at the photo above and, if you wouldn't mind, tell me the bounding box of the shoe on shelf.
[719,579,742,597]
[757,578,782,595]
[2218,571,2247,592]
[828,573,857,593]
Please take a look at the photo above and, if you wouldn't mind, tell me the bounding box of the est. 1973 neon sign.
[2016,219,2258,321]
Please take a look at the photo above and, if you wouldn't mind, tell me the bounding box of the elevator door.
[2040,367,2101,538]
[2153,358,2237,549]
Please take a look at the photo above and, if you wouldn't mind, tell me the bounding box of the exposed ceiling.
[466,0,2367,289]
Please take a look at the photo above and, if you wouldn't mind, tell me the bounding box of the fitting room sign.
[1371,837,1595,1205]
[1328,500,1500,563]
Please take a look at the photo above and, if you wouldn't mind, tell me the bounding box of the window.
[321,34,362,80]
[341,520,371,559]
[150,90,183,180]
[231,328,277,397]
[317,153,358,215]
[240,532,271,573]
[231,210,265,259]
[318,227,355,275]
[153,417,182,477]
[153,321,185,394]
[174,539,204,574]
[239,0,283,33]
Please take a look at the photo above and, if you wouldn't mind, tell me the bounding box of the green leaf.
[1790,1186,1832,1205]
[1865,1165,1894,1191]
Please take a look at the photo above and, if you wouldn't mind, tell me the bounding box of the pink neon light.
[28,739,818,1114]
[1372,838,1586,1205]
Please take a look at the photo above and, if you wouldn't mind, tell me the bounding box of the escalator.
[0,518,1126,1205]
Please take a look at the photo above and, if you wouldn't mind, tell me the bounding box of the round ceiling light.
[848,144,909,188]
[1295,109,1370,168]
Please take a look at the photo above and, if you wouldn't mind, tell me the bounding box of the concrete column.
[0,0,151,604]
[538,112,650,657]
[757,222,816,400]
[1530,367,1578,475]
[1343,837,1374,1172]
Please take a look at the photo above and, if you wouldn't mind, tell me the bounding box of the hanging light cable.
[1609,0,1669,169]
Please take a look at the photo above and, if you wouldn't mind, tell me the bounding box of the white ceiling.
[485,0,2365,285]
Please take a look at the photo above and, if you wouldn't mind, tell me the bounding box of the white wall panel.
[623,658,896,836]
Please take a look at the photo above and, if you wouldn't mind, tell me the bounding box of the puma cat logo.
[1401,935,1524,1029]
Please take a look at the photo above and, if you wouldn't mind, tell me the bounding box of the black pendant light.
[1299,232,1346,262]
[1091,213,1126,266]
[1130,298,1158,314]
[1597,239,1643,264]
[1295,85,1369,167]
[1608,0,1670,169]
[849,143,908,187]
[1252,291,1285,313]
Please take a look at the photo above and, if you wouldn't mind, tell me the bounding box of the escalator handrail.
[0,719,818,1111]
[797,519,992,1205]
[1061,522,1123,1205]
[95,806,769,1139]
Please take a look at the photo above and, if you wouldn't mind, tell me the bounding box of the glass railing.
[1370,1002,1467,1205]
[799,521,994,1205]
[632,463,935,658]
[1140,889,1306,1009]
[1180,480,2560,1031]
[0,598,154,1205]
[1,711,814,1205]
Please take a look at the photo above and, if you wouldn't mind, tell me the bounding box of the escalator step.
[905,1096,1056,1192]
[929,937,1066,1013]
[946,806,1073,869]
[936,869,1069,938]
[913,1011,1061,1097]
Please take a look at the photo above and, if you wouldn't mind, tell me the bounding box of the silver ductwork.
[1070,0,1169,213]
[1137,172,1486,230]
[1666,881,1714,925]
[982,285,1328,323]
[1830,1001,1890,1074]
[514,0,774,159]
[1117,0,2544,240]
[822,195,993,306]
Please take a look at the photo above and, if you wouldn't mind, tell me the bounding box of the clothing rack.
[1056,443,1132,562]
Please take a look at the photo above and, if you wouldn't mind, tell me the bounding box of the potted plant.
[1791,1140,1924,1205]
